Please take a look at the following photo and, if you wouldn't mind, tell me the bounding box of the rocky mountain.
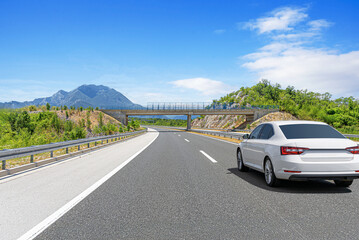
[0,85,143,109]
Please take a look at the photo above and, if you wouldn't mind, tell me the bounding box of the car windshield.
[279,124,346,139]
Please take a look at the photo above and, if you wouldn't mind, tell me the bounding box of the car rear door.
[252,124,275,170]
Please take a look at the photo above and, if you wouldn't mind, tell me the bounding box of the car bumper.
[274,155,359,180]
[287,173,359,181]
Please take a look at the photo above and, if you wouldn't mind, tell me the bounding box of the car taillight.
[281,146,309,155]
[346,146,359,154]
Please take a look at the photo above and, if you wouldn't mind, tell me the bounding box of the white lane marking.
[200,150,217,163]
[184,139,190,142]
[18,129,159,240]
[178,135,181,137]
[188,132,238,145]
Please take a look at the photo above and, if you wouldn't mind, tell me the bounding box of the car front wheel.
[264,158,280,187]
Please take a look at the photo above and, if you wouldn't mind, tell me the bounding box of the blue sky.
[1,0,359,104]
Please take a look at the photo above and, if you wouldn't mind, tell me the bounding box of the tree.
[86,111,91,130]
[98,112,104,127]
[29,105,37,111]
[46,103,51,111]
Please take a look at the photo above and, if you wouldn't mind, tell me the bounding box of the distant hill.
[0,84,143,109]
[192,80,359,134]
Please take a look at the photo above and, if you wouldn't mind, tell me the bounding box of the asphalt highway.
[35,128,359,240]
[3,128,359,239]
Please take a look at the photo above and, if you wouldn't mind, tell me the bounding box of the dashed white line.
[200,150,217,163]
[184,139,190,142]
[178,135,181,137]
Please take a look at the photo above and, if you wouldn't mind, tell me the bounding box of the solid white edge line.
[200,150,217,163]
[18,129,159,240]
[184,139,190,142]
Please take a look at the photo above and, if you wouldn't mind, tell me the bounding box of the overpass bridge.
[101,102,279,130]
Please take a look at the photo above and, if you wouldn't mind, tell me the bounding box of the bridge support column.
[186,115,192,130]
[125,115,128,126]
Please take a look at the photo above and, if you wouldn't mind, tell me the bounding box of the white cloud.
[245,7,307,34]
[170,77,233,95]
[213,29,226,34]
[243,47,359,96]
[241,6,359,97]
[308,19,331,31]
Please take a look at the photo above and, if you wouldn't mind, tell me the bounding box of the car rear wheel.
[264,158,280,187]
[237,149,248,172]
[334,180,353,187]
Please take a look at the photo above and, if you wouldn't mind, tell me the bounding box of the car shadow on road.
[227,168,352,194]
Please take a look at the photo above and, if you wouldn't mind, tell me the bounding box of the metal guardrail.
[0,129,147,170]
[344,134,359,139]
[190,129,247,140]
[192,129,359,141]
[157,126,359,141]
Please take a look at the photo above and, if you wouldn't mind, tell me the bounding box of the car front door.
[242,125,264,170]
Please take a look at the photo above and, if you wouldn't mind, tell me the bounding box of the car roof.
[260,120,327,126]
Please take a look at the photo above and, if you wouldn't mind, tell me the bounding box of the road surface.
[2,128,359,239]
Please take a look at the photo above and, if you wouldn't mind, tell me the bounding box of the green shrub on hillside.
[132,117,186,127]
[215,80,359,133]
[0,109,129,150]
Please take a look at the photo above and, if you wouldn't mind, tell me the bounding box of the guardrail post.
[2,160,6,170]
[95,142,97,146]
[88,143,90,148]
[78,145,80,151]
[30,155,34,163]
[51,151,53,158]
[66,147,68,154]
[107,139,109,143]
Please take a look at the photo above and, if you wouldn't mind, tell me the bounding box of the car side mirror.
[242,134,249,140]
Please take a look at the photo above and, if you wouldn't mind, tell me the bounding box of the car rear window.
[279,124,346,139]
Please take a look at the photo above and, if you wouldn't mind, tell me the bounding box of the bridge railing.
[113,103,279,111]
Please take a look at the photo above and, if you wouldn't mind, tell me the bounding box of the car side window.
[259,124,274,139]
[249,125,263,139]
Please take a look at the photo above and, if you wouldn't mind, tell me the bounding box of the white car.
[237,121,359,187]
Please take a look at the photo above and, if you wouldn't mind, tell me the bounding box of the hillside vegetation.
[208,80,359,133]
[132,117,187,127]
[0,106,141,150]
